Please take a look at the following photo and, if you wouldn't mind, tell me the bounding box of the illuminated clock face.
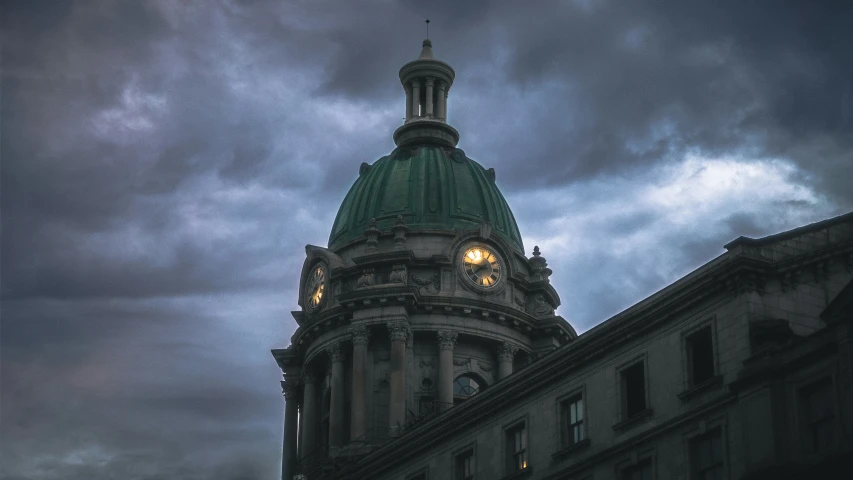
[306,265,326,310]
[463,247,502,288]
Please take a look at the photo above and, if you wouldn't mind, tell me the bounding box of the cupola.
[393,39,459,148]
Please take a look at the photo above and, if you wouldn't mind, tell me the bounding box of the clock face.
[462,247,502,288]
[306,265,326,310]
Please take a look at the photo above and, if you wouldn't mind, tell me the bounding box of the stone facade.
[272,39,853,480]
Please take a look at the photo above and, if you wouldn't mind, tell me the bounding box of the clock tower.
[273,39,577,480]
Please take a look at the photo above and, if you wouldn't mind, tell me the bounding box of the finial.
[419,38,435,59]
[425,19,430,39]
[533,246,541,257]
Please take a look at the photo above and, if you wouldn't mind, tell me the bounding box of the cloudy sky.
[2,1,851,479]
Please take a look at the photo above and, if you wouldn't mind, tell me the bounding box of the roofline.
[723,210,853,250]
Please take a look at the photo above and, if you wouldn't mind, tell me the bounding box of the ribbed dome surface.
[329,146,524,252]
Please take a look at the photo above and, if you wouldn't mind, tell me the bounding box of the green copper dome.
[329,146,524,252]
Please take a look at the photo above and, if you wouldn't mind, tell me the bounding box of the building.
[272,39,853,480]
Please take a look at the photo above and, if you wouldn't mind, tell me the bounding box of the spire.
[419,39,435,59]
[393,38,459,148]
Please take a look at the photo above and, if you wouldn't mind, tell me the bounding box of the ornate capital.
[387,321,411,342]
[425,76,435,87]
[326,341,344,363]
[410,79,421,88]
[437,80,447,91]
[281,377,301,400]
[349,325,370,345]
[497,341,519,361]
[301,370,317,386]
[437,330,458,350]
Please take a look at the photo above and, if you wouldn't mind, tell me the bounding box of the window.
[800,379,834,453]
[686,326,715,385]
[621,458,652,480]
[562,394,585,446]
[621,362,647,418]
[455,449,475,480]
[691,427,723,480]
[506,423,528,472]
[454,374,483,404]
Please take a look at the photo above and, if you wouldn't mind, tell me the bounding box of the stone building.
[272,40,853,480]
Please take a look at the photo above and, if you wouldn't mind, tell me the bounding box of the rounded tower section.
[274,40,577,474]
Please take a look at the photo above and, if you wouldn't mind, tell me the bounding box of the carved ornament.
[437,330,458,350]
[326,341,344,363]
[349,325,370,345]
[387,321,411,342]
[497,341,519,361]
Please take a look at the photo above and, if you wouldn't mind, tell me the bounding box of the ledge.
[677,375,723,401]
[499,466,533,480]
[612,409,653,433]
[552,438,591,460]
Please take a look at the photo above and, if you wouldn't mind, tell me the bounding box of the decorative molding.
[453,358,468,367]
[409,272,440,292]
[349,325,370,345]
[302,371,317,385]
[357,268,375,289]
[281,377,301,399]
[533,294,555,317]
[392,215,408,251]
[497,341,520,361]
[387,321,411,342]
[528,246,552,282]
[364,218,381,253]
[437,330,458,350]
[390,264,408,284]
[326,341,344,363]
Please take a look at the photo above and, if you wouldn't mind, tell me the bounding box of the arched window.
[453,374,484,404]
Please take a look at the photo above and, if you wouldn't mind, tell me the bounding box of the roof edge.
[724,210,853,251]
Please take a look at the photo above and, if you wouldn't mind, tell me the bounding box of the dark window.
[622,362,646,418]
[454,375,481,397]
[687,327,715,385]
[801,379,834,453]
[506,423,528,472]
[691,427,724,480]
[455,449,475,480]
[562,394,585,446]
[621,458,652,480]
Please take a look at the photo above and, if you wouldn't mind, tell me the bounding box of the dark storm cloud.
[1,1,851,479]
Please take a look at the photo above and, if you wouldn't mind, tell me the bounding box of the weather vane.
[425,19,430,39]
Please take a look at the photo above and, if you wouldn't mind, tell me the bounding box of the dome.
[328,145,524,252]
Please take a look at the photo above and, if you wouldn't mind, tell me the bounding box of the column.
[327,342,345,448]
[387,321,411,434]
[437,330,458,409]
[300,371,318,466]
[404,84,412,120]
[281,377,300,480]
[349,325,370,440]
[411,80,421,118]
[436,81,446,120]
[425,77,435,117]
[441,89,448,121]
[497,341,519,380]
